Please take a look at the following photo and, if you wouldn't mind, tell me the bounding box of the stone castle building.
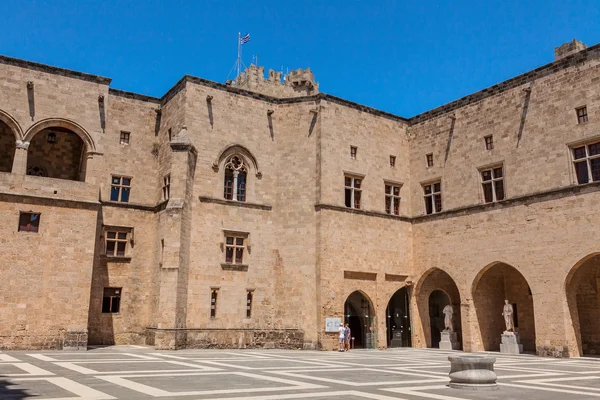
[1,38,599,357]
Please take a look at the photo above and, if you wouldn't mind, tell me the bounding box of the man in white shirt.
[338,322,346,352]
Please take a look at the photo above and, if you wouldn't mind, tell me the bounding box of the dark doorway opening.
[429,290,450,348]
[386,287,411,347]
[344,291,375,349]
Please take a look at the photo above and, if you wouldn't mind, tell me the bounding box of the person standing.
[344,323,351,352]
[338,322,346,352]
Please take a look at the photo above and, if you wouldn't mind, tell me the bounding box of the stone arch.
[212,144,261,178]
[0,110,22,173]
[414,268,462,349]
[565,252,600,356]
[0,109,24,141]
[386,286,411,347]
[24,118,96,153]
[472,261,536,352]
[344,290,376,349]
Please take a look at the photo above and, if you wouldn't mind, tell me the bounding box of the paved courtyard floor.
[1,346,600,399]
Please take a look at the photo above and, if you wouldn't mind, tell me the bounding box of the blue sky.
[0,0,598,117]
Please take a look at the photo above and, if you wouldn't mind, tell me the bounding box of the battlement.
[555,39,587,60]
[232,65,319,98]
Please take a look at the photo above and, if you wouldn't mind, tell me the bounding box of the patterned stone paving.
[1,346,600,399]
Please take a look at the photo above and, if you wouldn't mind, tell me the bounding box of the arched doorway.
[344,291,375,349]
[566,253,600,356]
[26,127,86,181]
[472,262,536,352]
[0,120,16,173]
[415,268,462,349]
[429,290,450,348]
[386,287,411,347]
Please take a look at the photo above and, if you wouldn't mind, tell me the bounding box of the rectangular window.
[162,174,171,201]
[18,212,40,233]
[246,290,254,318]
[385,183,401,215]
[350,146,357,160]
[105,230,129,257]
[390,155,396,168]
[484,135,494,150]
[573,141,600,184]
[168,128,172,141]
[225,236,245,265]
[344,175,362,209]
[481,166,505,203]
[576,106,588,124]
[210,289,218,318]
[110,176,131,202]
[423,182,442,215]
[120,131,130,145]
[102,288,121,313]
[426,153,434,167]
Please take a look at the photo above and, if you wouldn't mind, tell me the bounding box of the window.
[573,141,600,184]
[168,128,172,141]
[350,146,357,159]
[120,131,130,145]
[481,166,505,203]
[390,155,396,168]
[344,175,362,209]
[210,289,218,318]
[246,290,254,318]
[385,183,401,215]
[162,174,171,201]
[484,135,494,150]
[426,153,434,167]
[576,106,588,124]
[105,230,128,257]
[423,182,442,214]
[223,156,247,202]
[110,176,131,202]
[18,212,40,233]
[102,288,121,313]
[225,236,245,265]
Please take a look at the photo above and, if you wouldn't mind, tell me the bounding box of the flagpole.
[237,32,241,79]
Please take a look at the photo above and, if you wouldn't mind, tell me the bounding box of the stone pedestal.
[439,331,460,350]
[500,332,523,354]
[448,355,497,390]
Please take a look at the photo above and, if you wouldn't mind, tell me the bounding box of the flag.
[240,33,251,45]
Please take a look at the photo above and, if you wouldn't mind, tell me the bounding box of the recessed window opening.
[576,106,588,124]
[210,289,218,318]
[573,141,600,184]
[390,155,396,167]
[162,174,171,201]
[106,231,128,257]
[246,290,254,318]
[120,131,130,145]
[385,183,401,215]
[484,135,494,150]
[18,212,40,233]
[344,175,362,209]
[481,166,505,203]
[350,146,357,159]
[224,155,247,202]
[426,153,434,167]
[102,288,121,313]
[423,182,442,215]
[225,236,245,265]
[110,176,131,202]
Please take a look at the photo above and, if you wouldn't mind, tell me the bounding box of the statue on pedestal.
[443,304,454,332]
[502,300,514,333]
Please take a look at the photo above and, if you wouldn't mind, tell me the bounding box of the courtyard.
[1,346,600,399]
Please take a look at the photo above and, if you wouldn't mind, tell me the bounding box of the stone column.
[154,127,197,349]
[11,141,29,175]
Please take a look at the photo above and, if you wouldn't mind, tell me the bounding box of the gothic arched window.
[224,155,247,202]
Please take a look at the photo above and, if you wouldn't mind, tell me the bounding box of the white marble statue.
[502,300,514,332]
[443,304,454,332]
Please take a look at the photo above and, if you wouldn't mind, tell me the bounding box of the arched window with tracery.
[224,155,247,202]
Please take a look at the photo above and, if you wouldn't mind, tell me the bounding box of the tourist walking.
[338,322,346,352]
[344,323,351,352]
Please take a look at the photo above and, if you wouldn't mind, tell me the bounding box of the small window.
[168,128,172,141]
[105,230,129,257]
[350,146,357,160]
[390,155,396,168]
[426,153,434,167]
[385,183,401,216]
[120,131,130,145]
[224,156,247,202]
[246,290,254,318]
[102,288,121,313]
[18,212,40,233]
[162,174,171,201]
[484,135,494,150]
[225,236,245,265]
[423,181,442,215]
[572,141,600,184]
[481,166,505,203]
[344,175,362,209]
[110,176,131,202]
[576,106,588,124]
[210,289,218,318]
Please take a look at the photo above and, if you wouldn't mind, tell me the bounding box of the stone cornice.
[199,196,272,211]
